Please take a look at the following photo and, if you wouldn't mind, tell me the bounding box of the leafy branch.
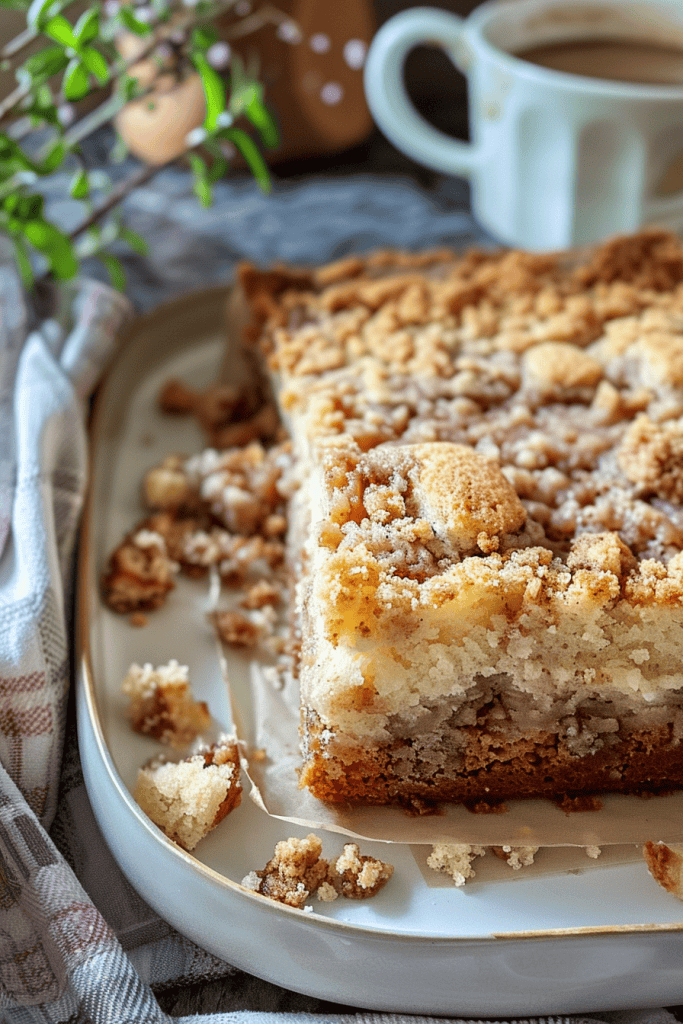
[0,0,292,289]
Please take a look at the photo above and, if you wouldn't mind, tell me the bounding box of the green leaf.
[118,5,151,35]
[207,155,227,183]
[80,46,109,83]
[191,53,225,133]
[36,83,53,107]
[69,169,89,199]
[63,57,89,100]
[25,99,61,130]
[22,218,56,249]
[119,225,148,256]
[41,140,66,172]
[99,252,126,291]
[245,90,279,149]
[73,7,99,45]
[188,152,212,206]
[228,66,278,148]
[191,26,218,51]
[0,133,40,174]
[23,219,78,279]
[21,44,69,80]
[200,140,228,183]
[221,128,270,192]
[194,176,212,206]
[43,13,76,47]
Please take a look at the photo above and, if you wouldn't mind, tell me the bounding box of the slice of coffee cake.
[239,231,683,805]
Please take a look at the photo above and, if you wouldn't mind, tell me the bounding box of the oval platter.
[77,285,683,1017]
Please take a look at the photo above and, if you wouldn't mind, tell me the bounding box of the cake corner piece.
[239,231,683,808]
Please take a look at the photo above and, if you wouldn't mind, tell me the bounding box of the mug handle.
[363,7,481,178]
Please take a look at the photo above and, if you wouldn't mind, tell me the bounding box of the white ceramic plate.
[77,287,683,1016]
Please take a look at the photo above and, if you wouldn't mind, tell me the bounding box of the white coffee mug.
[363,0,683,250]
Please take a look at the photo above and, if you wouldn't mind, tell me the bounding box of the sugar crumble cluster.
[241,833,393,909]
[102,439,291,651]
[122,659,211,748]
[121,659,242,850]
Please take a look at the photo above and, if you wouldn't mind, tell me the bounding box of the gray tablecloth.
[0,168,679,1023]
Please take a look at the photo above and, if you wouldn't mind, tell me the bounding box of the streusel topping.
[245,231,683,623]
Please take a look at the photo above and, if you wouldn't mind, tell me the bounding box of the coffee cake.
[238,230,683,806]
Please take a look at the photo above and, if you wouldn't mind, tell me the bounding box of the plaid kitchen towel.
[0,176,680,1023]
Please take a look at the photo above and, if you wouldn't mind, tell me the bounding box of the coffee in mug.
[514,37,683,85]
[364,0,683,250]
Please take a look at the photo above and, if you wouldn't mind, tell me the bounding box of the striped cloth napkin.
[0,176,680,1023]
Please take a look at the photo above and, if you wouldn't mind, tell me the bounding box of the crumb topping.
[242,834,393,909]
[249,232,683,626]
[122,660,211,748]
[157,376,278,450]
[491,844,539,870]
[332,842,394,897]
[103,440,290,619]
[427,843,486,886]
[428,842,539,885]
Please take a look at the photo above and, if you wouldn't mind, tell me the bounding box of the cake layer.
[239,231,683,805]
[301,710,683,805]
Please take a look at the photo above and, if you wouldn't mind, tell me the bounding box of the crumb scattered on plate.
[134,736,242,850]
[427,843,487,887]
[643,840,683,900]
[241,834,393,909]
[122,659,211,748]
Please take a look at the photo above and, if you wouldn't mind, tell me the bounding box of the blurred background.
[0,0,483,184]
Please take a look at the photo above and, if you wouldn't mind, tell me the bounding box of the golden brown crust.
[300,712,683,806]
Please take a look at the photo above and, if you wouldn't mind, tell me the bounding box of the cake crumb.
[244,834,393,909]
[122,660,211,748]
[492,845,539,870]
[128,612,149,628]
[585,845,602,858]
[243,834,330,909]
[332,843,394,898]
[134,736,242,850]
[240,579,281,609]
[643,840,683,900]
[102,528,178,613]
[555,794,604,814]
[465,800,508,815]
[158,377,197,415]
[427,843,486,886]
[213,609,262,648]
[143,455,197,511]
[316,880,339,902]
